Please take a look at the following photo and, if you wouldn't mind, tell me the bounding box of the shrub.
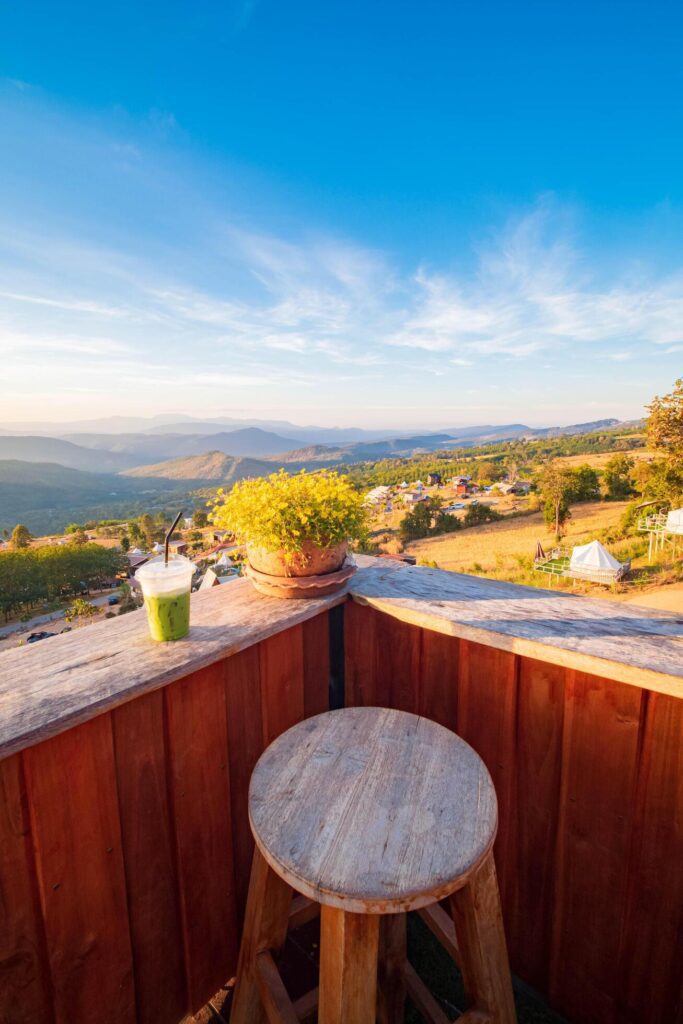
[400,503,433,542]
[209,470,367,560]
[64,598,97,623]
[463,503,502,527]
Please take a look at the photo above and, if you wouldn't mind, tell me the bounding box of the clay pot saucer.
[243,558,357,599]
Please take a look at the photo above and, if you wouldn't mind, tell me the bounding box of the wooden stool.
[231,707,516,1024]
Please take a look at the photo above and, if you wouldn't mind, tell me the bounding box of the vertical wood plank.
[165,662,238,1011]
[374,613,422,714]
[418,630,459,731]
[112,690,186,1024]
[259,625,305,745]
[509,657,565,990]
[302,612,330,718]
[617,692,683,1024]
[225,645,264,923]
[457,640,518,910]
[23,714,135,1024]
[549,671,643,1024]
[344,602,380,707]
[0,754,53,1024]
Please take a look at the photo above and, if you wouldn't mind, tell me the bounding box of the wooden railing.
[0,560,681,1024]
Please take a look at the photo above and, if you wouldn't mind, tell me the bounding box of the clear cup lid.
[136,555,194,593]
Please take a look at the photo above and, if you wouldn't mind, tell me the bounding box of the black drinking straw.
[165,510,184,567]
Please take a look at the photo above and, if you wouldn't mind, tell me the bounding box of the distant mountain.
[279,433,460,463]
[0,413,196,434]
[439,424,530,441]
[1,413,401,443]
[0,413,633,448]
[141,419,402,444]
[123,420,637,483]
[122,451,277,484]
[0,436,137,473]
[0,460,183,534]
[537,418,621,436]
[436,420,623,445]
[63,426,304,460]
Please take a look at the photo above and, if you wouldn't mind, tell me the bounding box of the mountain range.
[0,418,623,472]
[0,415,631,534]
[0,461,184,535]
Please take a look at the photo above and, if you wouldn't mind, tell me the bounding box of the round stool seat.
[249,706,497,913]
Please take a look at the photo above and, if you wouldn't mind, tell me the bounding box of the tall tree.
[603,454,634,500]
[644,379,683,504]
[647,378,683,464]
[11,524,32,549]
[539,462,573,540]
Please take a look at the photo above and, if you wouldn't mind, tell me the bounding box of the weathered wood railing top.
[0,581,346,760]
[351,560,683,695]
[1,559,681,760]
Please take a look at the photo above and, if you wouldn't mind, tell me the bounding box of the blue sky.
[1,0,682,428]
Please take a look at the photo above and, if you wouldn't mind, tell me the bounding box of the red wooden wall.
[344,602,683,1024]
[0,616,330,1024]
[1,603,681,1024]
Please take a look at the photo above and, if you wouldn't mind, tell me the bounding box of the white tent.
[215,553,232,568]
[153,542,165,553]
[570,540,622,571]
[666,508,683,535]
[129,547,144,556]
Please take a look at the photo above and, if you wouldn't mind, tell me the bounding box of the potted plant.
[209,470,367,597]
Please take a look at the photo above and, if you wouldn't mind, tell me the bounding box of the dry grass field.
[555,448,653,469]
[405,500,630,573]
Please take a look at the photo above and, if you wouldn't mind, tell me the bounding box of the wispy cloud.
[388,206,683,358]
[1,88,681,428]
[4,207,683,379]
[0,290,127,317]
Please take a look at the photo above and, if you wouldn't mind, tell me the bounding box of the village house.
[365,485,392,506]
[402,490,429,505]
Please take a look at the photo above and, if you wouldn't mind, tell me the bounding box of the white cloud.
[386,205,683,359]
[1,193,681,425]
[0,290,127,317]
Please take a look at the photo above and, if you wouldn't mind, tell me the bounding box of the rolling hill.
[61,426,304,460]
[0,436,137,473]
[0,461,186,535]
[121,451,278,484]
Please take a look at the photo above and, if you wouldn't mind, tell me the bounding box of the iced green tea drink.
[136,556,194,641]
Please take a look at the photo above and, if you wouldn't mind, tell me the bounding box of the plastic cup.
[136,555,194,641]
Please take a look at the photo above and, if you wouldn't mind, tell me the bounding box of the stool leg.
[231,848,293,1024]
[448,851,516,1024]
[319,906,380,1024]
[377,913,407,1024]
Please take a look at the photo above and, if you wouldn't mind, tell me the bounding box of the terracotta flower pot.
[247,540,348,578]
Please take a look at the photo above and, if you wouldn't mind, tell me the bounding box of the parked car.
[26,631,56,644]
[107,595,120,606]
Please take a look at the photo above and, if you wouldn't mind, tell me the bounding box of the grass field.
[406,500,630,573]
[405,499,683,608]
[554,448,653,469]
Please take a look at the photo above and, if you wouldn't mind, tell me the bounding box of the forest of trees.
[343,426,645,491]
[0,542,127,621]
